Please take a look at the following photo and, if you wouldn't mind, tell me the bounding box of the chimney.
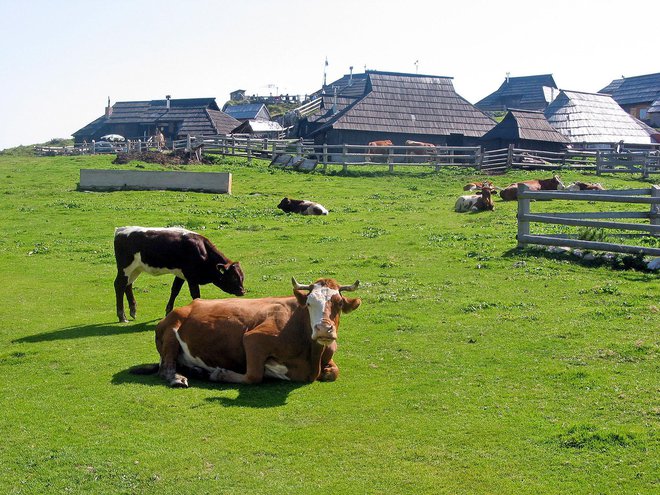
[104,96,112,117]
[506,72,510,84]
[349,66,354,86]
[166,95,171,109]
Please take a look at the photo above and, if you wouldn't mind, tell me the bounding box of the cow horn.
[339,280,360,292]
[291,277,313,291]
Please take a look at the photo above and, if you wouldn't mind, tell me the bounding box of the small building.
[480,109,569,152]
[231,119,284,138]
[544,90,655,149]
[599,72,660,123]
[223,103,271,122]
[230,89,246,102]
[73,97,239,144]
[648,97,660,127]
[298,70,496,146]
[475,74,559,113]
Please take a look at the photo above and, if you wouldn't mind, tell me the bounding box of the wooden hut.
[73,97,239,144]
[223,103,271,122]
[298,70,496,146]
[480,109,569,151]
[599,72,660,123]
[475,74,558,113]
[544,90,654,149]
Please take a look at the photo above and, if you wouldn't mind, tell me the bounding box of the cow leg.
[114,272,129,323]
[166,277,186,315]
[188,282,201,300]
[319,359,339,382]
[157,325,188,388]
[125,283,137,319]
[209,331,269,384]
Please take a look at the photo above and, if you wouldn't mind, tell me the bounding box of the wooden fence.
[516,183,660,257]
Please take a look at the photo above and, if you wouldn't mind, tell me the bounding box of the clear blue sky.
[0,0,657,149]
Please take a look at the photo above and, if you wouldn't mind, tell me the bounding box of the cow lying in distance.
[114,226,245,323]
[277,197,328,215]
[500,175,566,201]
[572,181,605,191]
[454,187,495,213]
[405,140,436,154]
[135,278,361,387]
[463,180,495,191]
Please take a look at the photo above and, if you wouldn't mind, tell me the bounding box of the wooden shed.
[480,109,569,151]
[298,70,496,146]
[223,103,271,122]
[599,72,660,123]
[73,97,239,145]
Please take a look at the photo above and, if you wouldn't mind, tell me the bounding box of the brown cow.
[574,181,605,191]
[140,278,361,387]
[366,140,393,162]
[500,175,566,201]
[454,187,495,213]
[405,140,436,154]
[463,180,495,191]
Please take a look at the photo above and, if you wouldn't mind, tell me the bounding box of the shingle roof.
[481,109,570,143]
[598,73,660,105]
[73,98,239,137]
[223,103,270,120]
[309,70,495,138]
[544,90,652,144]
[476,74,558,112]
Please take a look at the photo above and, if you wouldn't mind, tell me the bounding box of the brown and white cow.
[277,197,329,215]
[140,278,361,387]
[366,139,393,162]
[114,227,245,323]
[463,180,495,191]
[499,175,566,201]
[454,187,495,213]
[405,140,436,154]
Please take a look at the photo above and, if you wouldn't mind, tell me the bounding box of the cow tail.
[128,363,160,375]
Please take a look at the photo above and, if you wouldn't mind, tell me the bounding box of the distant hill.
[0,138,73,156]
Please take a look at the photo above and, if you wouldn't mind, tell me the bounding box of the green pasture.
[0,155,657,494]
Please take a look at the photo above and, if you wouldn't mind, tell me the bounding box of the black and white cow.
[277,197,328,215]
[113,226,245,322]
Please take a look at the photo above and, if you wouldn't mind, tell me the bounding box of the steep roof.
[598,72,660,105]
[476,74,558,112]
[308,70,495,138]
[544,90,652,144]
[481,109,570,143]
[223,103,271,120]
[73,98,239,137]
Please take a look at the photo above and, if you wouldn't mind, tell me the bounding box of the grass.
[0,154,658,494]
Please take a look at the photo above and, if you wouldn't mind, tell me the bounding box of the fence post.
[517,183,531,248]
[342,144,348,172]
[247,137,252,163]
[596,151,602,176]
[388,146,394,172]
[476,147,484,172]
[651,185,660,233]
[507,144,514,170]
[323,144,328,172]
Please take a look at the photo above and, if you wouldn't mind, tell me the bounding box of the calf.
[500,175,566,201]
[454,187,495,213]
[277,197,328,215]
[136,277,361,387]
[114,226,245,323]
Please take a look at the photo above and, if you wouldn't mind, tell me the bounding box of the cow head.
[292,278,361,345]
[215,261,245,296]
[277,198,291,211]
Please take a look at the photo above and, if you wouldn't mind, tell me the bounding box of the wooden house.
[223,103,271,122]
[480,109,569,151]
[476,74,558,113]
[544,90,654,149]
[73,97,239,144]
[298,70,496,146]
[599,72,660,123]
[231,119,284,138]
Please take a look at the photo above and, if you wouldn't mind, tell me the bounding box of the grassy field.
[0,155,657,494]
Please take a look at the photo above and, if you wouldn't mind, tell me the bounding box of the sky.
[0,0,658,150]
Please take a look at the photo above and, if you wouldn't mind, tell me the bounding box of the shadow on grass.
[112,364,304,408]
[12,320,156,344]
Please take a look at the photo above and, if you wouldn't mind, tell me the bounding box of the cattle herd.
[116,174,604,387]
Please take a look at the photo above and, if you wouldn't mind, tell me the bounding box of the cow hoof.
[169,375,188,388]
[130,309,137,319]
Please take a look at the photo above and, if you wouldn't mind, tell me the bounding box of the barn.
[599,72,660,124]
[223,103,271,122]
[480,109,570,152]
[297,70,496,146]
[475,74,559,113]
[73,97,239,145]
[544,90,656,149]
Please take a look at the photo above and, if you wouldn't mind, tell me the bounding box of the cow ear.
[217,263,227,275]
[293,289,307,306]
[341,297,361,313]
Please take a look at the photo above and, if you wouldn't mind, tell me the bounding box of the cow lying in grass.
[500,175,566,201]
[131,278,361,387]
[114,226,245,323]
[454,187,495,213]
[277,197,328,215]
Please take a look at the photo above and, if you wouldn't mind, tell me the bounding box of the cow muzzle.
[313,320,337,345]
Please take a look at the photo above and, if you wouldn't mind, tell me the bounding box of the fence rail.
[516,183,660,257]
